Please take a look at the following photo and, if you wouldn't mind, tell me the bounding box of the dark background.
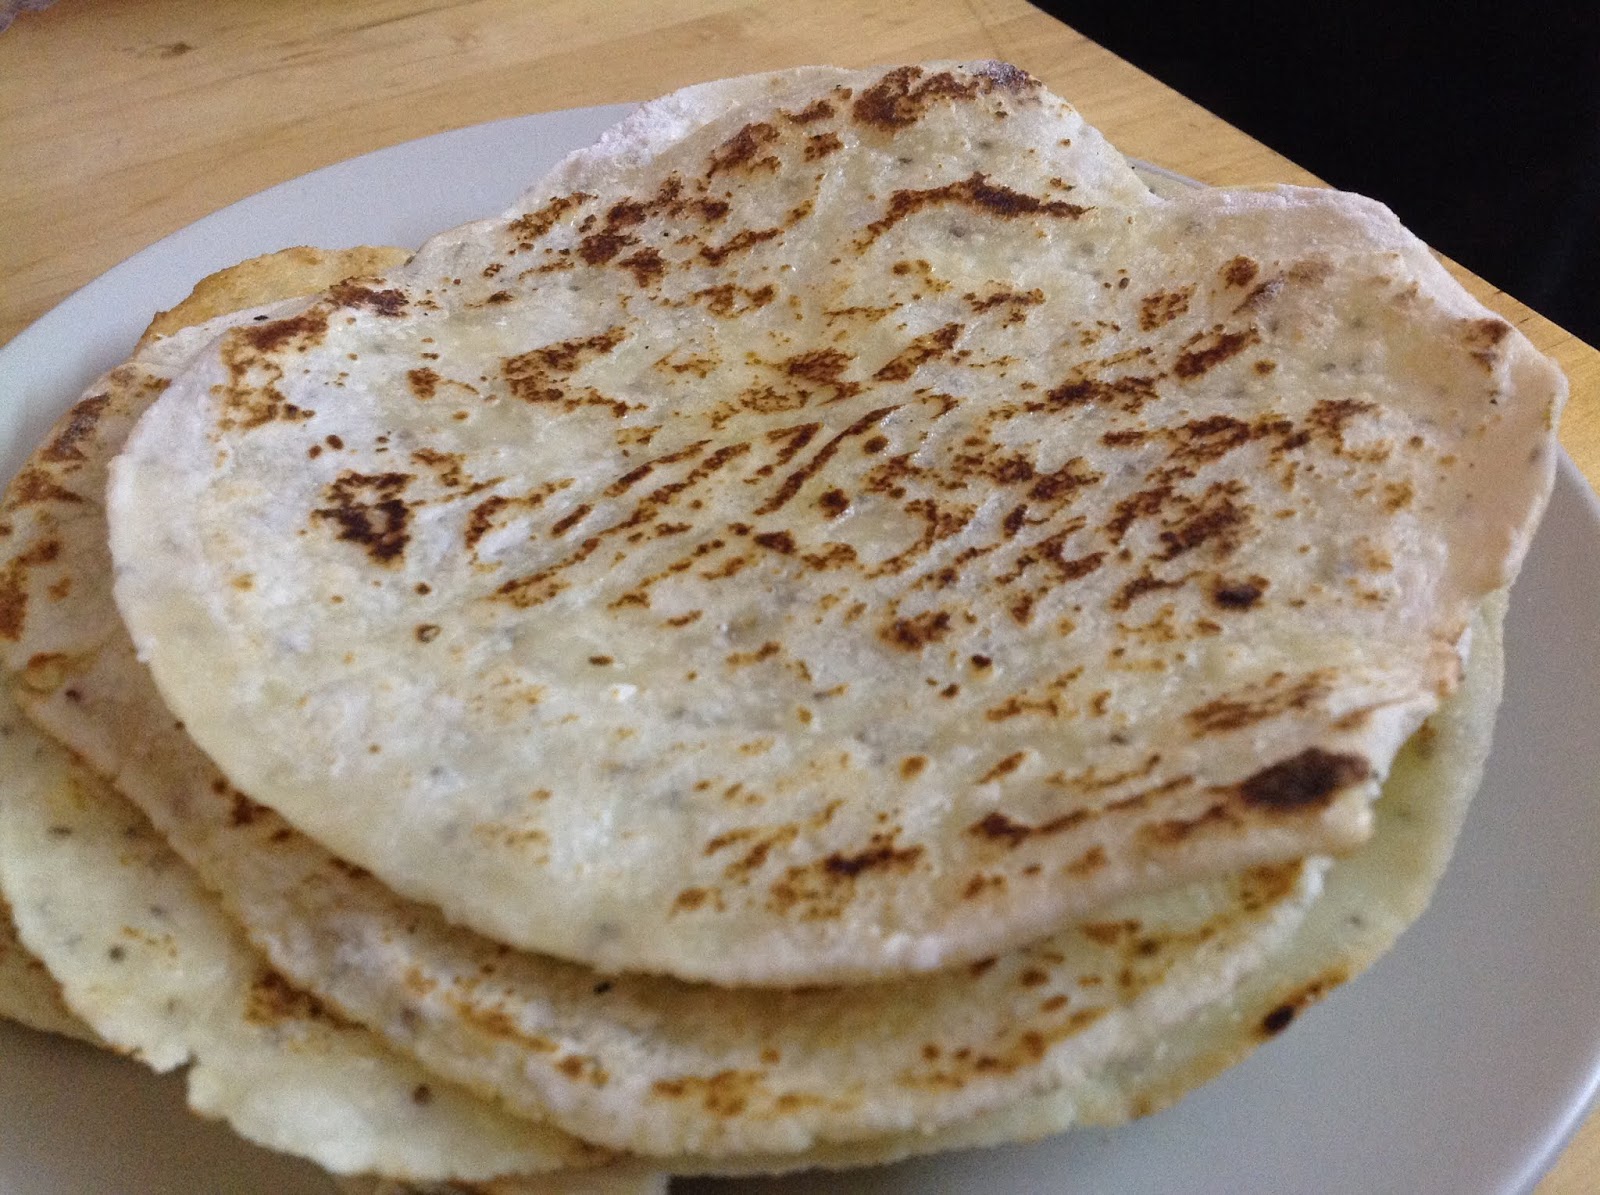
[1034,2,1600,346]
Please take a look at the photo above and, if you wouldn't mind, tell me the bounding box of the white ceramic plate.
[2,107,1599,1195]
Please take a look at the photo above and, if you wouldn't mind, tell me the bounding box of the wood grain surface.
[1,1,1595,1189]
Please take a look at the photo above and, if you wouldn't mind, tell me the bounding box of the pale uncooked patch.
[109,63,1564,985]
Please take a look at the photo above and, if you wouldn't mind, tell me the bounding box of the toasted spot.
[17,651,69,694]
[968,808,1084,848]
[651,1071,767,1118]
[816,488,850,517]
[1187,673,1329,734]
[1140,802,1236,846]
[311,471,415,565]
[699,226,784,266]
[238,308,329,355]
[1219,256,1259,288]
[1065,845,1107,876]
[1258,967,1351,1037]
[804,131,844,161]
[503,327,628,409]
[852,65,983,131]
[1212,576,1268,610]
[41,393,112,462]
[861,173,1087,246]
[245,970,349,1029]
[783,99,836,124]
[966,287,1045,323]
[407,367,441,399]
[979,751,1027,784]
[1138,286,1192,331]
[822,837,925,878]
[1045,374,1159,414]
[0,537,62,642]
[6,466,85,508]
[762,826,925,920]
[577,231,636,266]
[874,323,963,382]
[881,609,953,650]
[1460,317,1513,370]
[1173,328,1261,379]
[507,191,593,246]
[753,530,796,554]
[783,347,856,388]
[707,122,781,176]
[1305,397,1378,452]
[215,312,328,429]
[617,247,667,286]
[328,281,407,316]
[1238,748,1370,811]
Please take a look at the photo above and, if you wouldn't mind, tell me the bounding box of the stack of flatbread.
[0,62,1564,1192]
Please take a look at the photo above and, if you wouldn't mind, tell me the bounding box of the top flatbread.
[2,325,1324,1155]
[107,63,1563,984]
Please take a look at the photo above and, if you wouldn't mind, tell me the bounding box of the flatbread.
[0,577,1504,1177]
[106,63,1563,985]
[1066,589,1505,1124]
[0,240,1322,1170]
[685,590,1505,1170]
[3,243,1251,1168]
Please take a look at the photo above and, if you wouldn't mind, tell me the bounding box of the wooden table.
[1,1,1595,1188]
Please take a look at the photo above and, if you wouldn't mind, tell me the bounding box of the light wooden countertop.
[1,1,1595,1189]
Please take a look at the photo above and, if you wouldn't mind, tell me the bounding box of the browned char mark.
[311,471,416,565]
[859,173,1088,248]
[851,63,1039,132]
